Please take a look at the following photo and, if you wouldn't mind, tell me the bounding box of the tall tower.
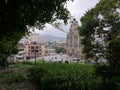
[67,19,84,60]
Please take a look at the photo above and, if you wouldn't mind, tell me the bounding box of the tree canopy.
[1,0,72,40]
[79,0,120,63]
[55,47,66,54]
[79,1,120,88]
[0,0,72,68]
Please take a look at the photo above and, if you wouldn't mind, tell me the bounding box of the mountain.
[40,34,66,42]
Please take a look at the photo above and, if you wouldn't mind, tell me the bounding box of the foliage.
[79,0,120,62]
[8,71,28,83]
[79,0,120,89]
[106,37,120,69]
[20,61,34,65]
[55,47,66,53]
[95,37,120,90]
[0,0,72,68]
[0,40,18,68]
[96,64,120,90]
[29,62,102,90]
[2,62,120,90]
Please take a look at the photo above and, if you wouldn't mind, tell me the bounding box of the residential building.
[30,33,40,43]
[17,33,46,60]
[45,49,55,55]
[27,33,48,44]
[18,43,25,51]
[25,42,45,59]
[16,43,26,60]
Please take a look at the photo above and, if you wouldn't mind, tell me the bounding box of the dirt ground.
[0,80,36,90]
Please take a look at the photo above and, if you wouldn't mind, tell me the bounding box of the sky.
[35,0,100,38]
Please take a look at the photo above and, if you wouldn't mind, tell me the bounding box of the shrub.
[28,63,102,90]
[20,61,34,65]
[96,64,120,90]
[8,72,27,83]
[65,60,69,63]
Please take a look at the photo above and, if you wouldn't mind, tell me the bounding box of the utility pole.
[70,53,71,63]
[34,49,37,64]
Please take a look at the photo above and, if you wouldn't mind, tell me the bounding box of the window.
[31,46,34,49]
[36,46,38,49]
[31,50,34,52]
[28,50,31,52]
[35,50,39,52]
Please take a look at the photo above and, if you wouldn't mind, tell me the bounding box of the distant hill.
[19,34,66,44]
[40,34,66,42]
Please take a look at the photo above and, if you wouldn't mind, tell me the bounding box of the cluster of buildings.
[15,19,84,62]
[16,33,57,60]
[14,19,105,64]
[17,36,46,60]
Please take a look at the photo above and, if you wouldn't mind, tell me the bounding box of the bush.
[96,64,120,90]
[8,72,27,83]
[28,63,102,90]
[20,61,34,65]
[65,60,69,63]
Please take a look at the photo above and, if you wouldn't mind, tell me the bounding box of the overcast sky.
[35,0,100,38]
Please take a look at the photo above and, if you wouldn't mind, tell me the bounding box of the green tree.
[79,0,120,63]
[55,47,66,53]
[0,39,18,68]
[0,0,72,68]
[79,0,120,89]
[96,37,120,90]
[106,37,120,74]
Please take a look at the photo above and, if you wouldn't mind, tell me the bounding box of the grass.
[0,61,103,90]
[28,62,102,90]
[0,61,120,90]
